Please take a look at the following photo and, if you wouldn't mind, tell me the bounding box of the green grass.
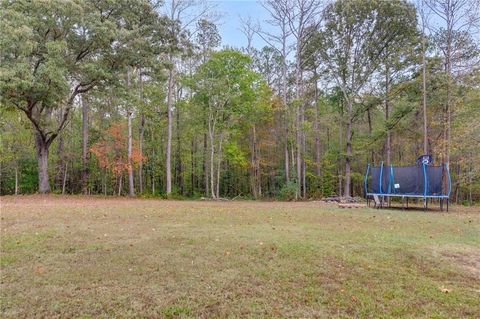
[1,196,479,318]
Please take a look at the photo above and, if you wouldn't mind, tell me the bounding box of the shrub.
[277,181,298,201]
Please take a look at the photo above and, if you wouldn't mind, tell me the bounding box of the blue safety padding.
[365,162,450,198]
[447,163,452,197]
[379,162,384,195]
[390,165,395,194]
[364,164,370,197]
[423,163,427,197]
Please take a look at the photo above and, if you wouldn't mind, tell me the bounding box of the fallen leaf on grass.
[35,266,45,274]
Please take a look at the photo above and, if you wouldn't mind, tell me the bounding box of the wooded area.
[1,0,479,203]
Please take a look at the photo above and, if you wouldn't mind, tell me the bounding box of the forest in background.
[0,0,479,203]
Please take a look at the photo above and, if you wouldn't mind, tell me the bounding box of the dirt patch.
[442,250,480,279]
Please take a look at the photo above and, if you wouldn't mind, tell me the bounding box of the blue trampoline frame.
[364,162,451,211]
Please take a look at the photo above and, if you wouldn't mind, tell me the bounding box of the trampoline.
[364,158,451,211]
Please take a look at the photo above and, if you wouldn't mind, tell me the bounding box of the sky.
[206,1,478,50]
[212,0,271,49]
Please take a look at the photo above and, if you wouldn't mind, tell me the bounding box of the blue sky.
[209,1,472,49]
[212,0,270,49]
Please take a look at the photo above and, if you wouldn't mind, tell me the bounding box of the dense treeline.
[1,0,479,203]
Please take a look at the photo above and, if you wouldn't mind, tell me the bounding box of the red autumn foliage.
[91,122,146,177]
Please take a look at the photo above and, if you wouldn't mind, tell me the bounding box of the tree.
[376,2,417,165]
[285,0,323,198]
[81,95,90,194]
[426,0,480,163]
[196,19,221,62]
[0,108,33,195]
[417,0,430,155]
[162,0,214,196]
[0,0,158,193]
[251,47,282,89]
[319,0,418,197]
[195,17,222,196]
[91,123,145,196]
[193,49,267,198]
[257,0,293,185]
[302,26,325,182]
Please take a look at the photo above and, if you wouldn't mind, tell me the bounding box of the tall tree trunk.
[455,164,460,203]
[295,68,302,197]
[203,124,209,196]
[216,133,223,199]
[103,168,107,196]
[62,162,67,195]
[282,56,290,184]
[118,174,122,196]
[250,128,256,198]
[367,108,374,163]
[127,110,134,196]
[301,111,306,198]
[126,68,134,197]
[302,157,306,198]
[291,144,295,184]
[251,125,260,198]
[291,143,298,199]
[81,95,89,195]
[344,98,353,198]
[138,69,144,194]
[166,67,174,194]
[385,64,392,208]
[444,8,453,164]
[151,171,155,195]
[255,126,262,197]
[138,112,145,193]
[191,137,195,196]
[468,155,473,205]
[210,137,215,199]
[301,109,306,198]
[208,118,216,199]
[338,101,343,197]
[385,63,391,166]
[445,56,451,164]
[314,78,321,178]
[284,130,290,183]
[35,132,50,194]
[295,111,300,193]
[14,163,19,195]
[422,29,428,155]
[338,166,343,197]
[175,103,183,195]
[55,135,65,191]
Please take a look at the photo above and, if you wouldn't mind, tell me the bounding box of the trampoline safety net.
[364,163,451,198]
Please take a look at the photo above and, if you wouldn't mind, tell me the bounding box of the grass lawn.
[1,196,479,318]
